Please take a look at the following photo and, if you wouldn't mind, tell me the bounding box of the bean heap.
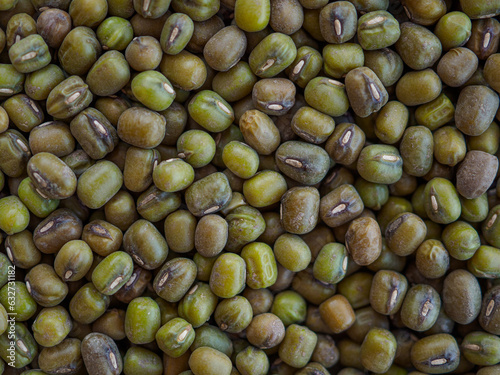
[0,0,500,374]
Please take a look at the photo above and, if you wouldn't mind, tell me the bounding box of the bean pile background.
[1,0,500,374]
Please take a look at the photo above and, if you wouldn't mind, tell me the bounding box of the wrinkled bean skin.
[81,333,123,375]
